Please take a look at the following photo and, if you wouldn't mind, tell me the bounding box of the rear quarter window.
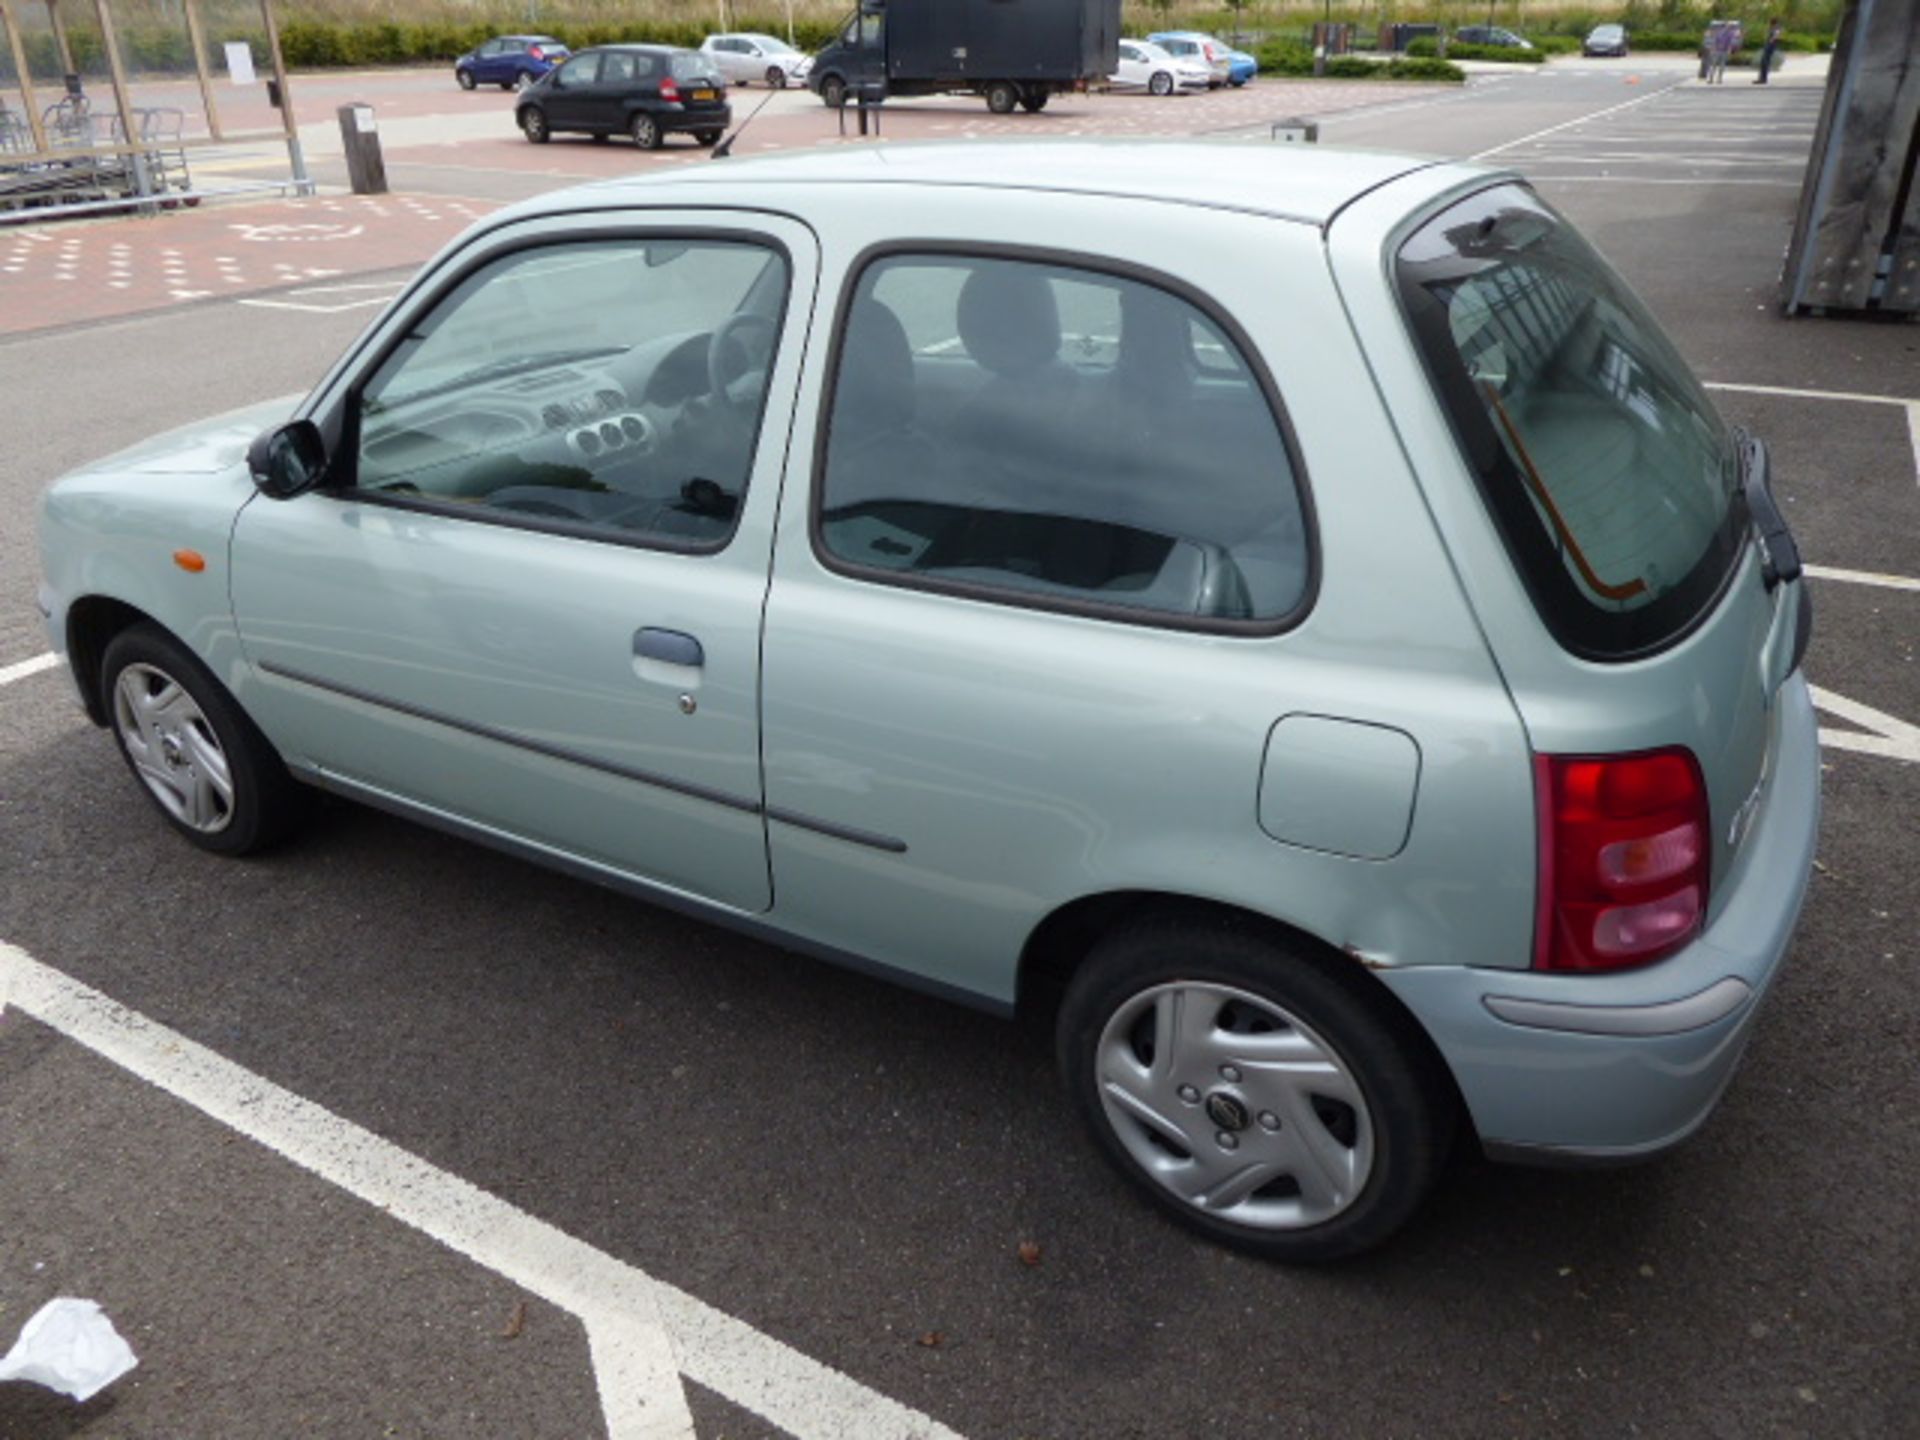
[1395,184,1747,659]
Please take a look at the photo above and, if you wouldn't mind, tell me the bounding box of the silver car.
[699,32,813,88]
[36,143,1819,1261]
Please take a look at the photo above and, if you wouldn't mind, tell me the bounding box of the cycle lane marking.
[0,943,965,1440]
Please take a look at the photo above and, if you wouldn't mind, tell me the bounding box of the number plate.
[692,88,715,101]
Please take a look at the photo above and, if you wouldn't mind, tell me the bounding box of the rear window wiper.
[1734,427,1801,590]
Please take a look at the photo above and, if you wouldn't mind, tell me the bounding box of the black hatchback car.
[516,45,730,150]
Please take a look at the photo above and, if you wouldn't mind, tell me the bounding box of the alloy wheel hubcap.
[1094,981,1374,1230]
[112,663,234,833]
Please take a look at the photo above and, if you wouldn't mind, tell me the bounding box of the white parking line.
[0,653,59,687]
[1473,80,1686,160]
[1804,565,1920,593]
[0,944,966,1440]
[1810,687,1920,765]
[1704,380,1920,486]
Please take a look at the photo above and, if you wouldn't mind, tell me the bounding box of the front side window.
[1396,184,1745,658]
[816,252,1311,628]
[354,238,787,551]
[599,52,635,84]
[555,53,599,86]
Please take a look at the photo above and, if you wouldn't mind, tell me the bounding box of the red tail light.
[528,45,544,60]
[659,76,681,103]
[1534,749,1710,972]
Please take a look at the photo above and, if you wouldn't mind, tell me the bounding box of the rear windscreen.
[671,54,720,81]
[1396,185,1746,659]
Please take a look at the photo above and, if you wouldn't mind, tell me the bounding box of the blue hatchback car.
[455,34,571,91]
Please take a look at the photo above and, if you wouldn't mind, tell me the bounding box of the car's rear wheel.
[1019,87,1049,112]
[819,74,847,108]
[455,67,476,91]
[766,65,787,88]
[1056,918,1454,1262]
[519,106,549,144]
[630,112,662,150]
[101,624,305,856]
[984,80,1019,114]
[1149,70,1174,96]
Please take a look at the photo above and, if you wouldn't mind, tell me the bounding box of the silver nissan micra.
[37,143,1820,1259]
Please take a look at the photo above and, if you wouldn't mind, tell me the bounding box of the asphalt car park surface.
[3,62,1916,1439]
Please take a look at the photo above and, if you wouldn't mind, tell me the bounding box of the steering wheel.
[707,312,778,411]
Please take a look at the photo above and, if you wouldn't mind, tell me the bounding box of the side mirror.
[247,418,329,500]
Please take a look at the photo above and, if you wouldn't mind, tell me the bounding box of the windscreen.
[1396,184,1746,658]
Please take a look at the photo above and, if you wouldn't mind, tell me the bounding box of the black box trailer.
[810,0,1122,114]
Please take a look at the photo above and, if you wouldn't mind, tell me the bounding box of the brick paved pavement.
[0,192,495,334]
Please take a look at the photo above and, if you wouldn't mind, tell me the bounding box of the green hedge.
[1406,38,1547,61]
[1251,41,1460,81]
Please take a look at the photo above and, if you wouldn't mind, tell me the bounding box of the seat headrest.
[956,265,1063,378]
[832,294,916,438]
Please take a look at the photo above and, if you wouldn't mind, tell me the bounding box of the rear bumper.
[663,105,731,134]
[1377,676,1820,1162]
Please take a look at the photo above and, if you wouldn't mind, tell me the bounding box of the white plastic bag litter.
[0,1298,138,1403]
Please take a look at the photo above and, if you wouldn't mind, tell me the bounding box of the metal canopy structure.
[1781,0,1920,316]
[0,0,310,220]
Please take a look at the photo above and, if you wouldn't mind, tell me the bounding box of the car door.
[542,52,600,129]
[719,40,750,84]
[471,38,503,83]
[594,50,637,128]
[230,213,817,913]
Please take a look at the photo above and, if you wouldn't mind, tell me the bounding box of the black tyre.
[1149,70,1174,97]
[1056,917,1454,1262]
[695,130,720,147]
[519,106,549,144]
[455,67,476,91]
[590,131,609,143]
[100,624,306,857]
[766,64,787,88]
[630,111,662,150]
[984,80,1019,114]
[820,74,847,108]
[1019,88,1049,112]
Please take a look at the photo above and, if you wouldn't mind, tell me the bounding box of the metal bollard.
[337,103,388,195]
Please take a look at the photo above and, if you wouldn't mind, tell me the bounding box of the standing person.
[1755,18,1783,83]
[1704,21,1735,83]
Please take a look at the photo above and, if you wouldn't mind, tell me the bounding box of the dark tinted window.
[817,254,1310,627]
[1396,185,1745,658]
[600,52,635,83]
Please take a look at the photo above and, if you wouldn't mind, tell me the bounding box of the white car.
[700,33,813,88]
[1110,40,1210,96]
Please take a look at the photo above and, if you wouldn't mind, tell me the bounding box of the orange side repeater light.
[173,549,207,573]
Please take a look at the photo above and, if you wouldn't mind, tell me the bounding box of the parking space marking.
[1703,380,1920,486]
[0,943,966,1440]
[1810,687,1920,765]
[0,653,58,687]
[1472,81,1687,159]
[238,279,411,314]
[1804,565,1920,593]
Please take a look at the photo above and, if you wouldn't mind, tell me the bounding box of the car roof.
[558,141,1457,228]
[586,43,688,54]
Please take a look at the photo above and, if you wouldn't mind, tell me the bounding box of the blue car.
[1146,31,1257,87]
[455,34,571,92]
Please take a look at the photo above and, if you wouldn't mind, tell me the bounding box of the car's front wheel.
[519,106,549,144]
[101,624,305,856]
[819,74,847,108]
[455,67,476,91]
[766,65,787,88]
[630,112,662,150]
[1149,70,1174,96]
[983,80,1019,114]
[1056,918,1454,1262]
